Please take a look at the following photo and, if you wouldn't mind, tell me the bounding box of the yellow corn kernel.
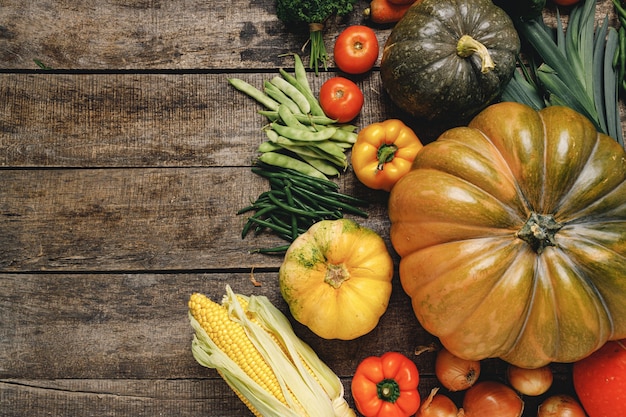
[188,292,288,413]
[188,286,356,417]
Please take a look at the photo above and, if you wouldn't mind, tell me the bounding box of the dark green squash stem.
[456,34,495,73]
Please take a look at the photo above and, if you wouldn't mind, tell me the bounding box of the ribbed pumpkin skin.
[380,0,520,122]
[279,219,394,341]
[388,102,626,368]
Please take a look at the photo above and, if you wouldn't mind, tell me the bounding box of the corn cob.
[188,285,355,417]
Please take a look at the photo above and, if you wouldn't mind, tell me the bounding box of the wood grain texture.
[0,0,377,70]
[0,272,573,416]
[0,0,618,70]
[0,270,433,416]
[1,0,623,415]
[0,72,410,168]
[0,167,390,271]
[0,272,429,379]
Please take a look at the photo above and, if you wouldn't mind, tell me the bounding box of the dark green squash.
[380,0,520,123]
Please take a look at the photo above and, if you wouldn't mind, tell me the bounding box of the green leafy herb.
[275,0,357,74]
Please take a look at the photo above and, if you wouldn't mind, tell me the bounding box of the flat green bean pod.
[258,141,282,153]
[292,53,314,96]
[329,128,358,144]
[298,154,341,176]
[264,81,302,115]
[228,78,279,111]
[277,104,306,128]
[270,76,311,114]
[272,123,336,142]
[258,152,328,180]
[279,68,326,117]
[258,110,337,125]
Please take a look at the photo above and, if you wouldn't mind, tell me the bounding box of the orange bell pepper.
[351,351,421,417]
[351,119,423,192]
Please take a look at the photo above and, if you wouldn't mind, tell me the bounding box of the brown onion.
[507,364,553,396]
[538,395,587,417]
[459,381,524,417]
[435,347,481,391]
[416,387,460,417]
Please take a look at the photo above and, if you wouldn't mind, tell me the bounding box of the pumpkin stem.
[324,263,350,289]
[456,35,495,74]
[517,212,563,254]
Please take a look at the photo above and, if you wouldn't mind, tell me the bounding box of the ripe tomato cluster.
[318,25,380,123]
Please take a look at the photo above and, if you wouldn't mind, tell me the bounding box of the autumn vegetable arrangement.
[188,0,626,416]
[229,54,369,253]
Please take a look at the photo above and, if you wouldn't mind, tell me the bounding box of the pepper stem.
[377,143,398,171]
[377,379,401,403]
[456,34,495,73]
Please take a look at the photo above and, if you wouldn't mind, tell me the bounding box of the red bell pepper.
[351,351,421,417]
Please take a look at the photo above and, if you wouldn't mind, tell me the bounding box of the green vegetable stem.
[275,0,358,74]
[502,0,624,148]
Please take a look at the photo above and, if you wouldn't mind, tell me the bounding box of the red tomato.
[319,77,364,123]
[333,25,379,74]
[573,339,626,417]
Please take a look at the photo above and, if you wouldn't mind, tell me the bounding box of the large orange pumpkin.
[388,102,626,368]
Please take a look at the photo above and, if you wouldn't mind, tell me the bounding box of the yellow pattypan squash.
[279,219,394,340]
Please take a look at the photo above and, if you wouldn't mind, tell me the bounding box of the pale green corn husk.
[189,285,355,417]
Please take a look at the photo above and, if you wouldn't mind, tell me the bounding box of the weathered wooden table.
[1,1,622,415]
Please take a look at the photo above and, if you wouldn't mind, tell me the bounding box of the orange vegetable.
[279,219,394,340]
[364,0,419,24]
[388,0,416,4]
[388,102,626,369]
[351,352,421,417]
[351,119,423,192]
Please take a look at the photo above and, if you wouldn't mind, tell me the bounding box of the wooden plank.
[0,272,432,379]
[1,69,622,169]
[0,0,379,70]
[0,271,576,416]
[0,72,425,169]
[0,72,266,167]
[0,373,576,417]
[0,377,447,417]
[0,0,619,71]
[0,167,390,272]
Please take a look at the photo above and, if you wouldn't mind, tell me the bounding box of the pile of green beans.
[228,54,358,180]
[238,163,369,254]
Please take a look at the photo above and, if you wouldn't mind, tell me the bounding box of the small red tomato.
[334,25,379,74]
[319,77,364,123]
[573,339,626,417]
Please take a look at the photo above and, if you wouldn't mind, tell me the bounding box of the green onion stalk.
[502,0,624,147]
